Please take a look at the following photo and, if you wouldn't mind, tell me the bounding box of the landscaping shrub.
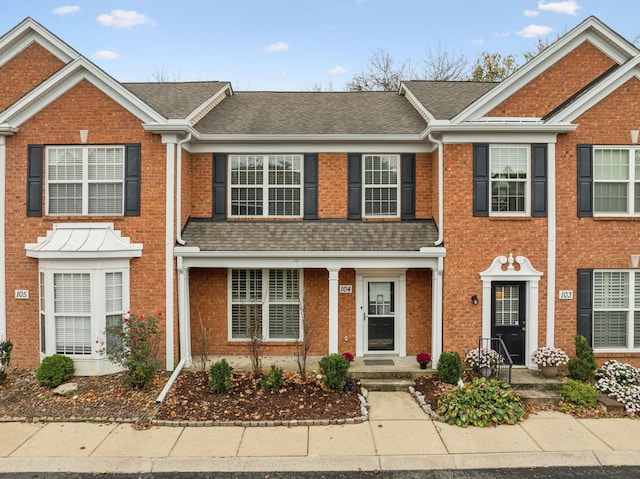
[263,364,284,391]
[35,354,74,388]
[437,351,463,384]
[437,378,527,427]
[559,379,598,413]
[319,353,350,391]
[209,359,233,393]
[568,335,598,382]
[0,339,13,384]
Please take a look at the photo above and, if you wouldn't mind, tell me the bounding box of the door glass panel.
[494,285,520,326]
[368,282,394,315]
[367,281,395,352]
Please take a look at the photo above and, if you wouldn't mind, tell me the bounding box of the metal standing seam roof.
[181,220,438,252]
[122,81,229,120]
[401,81,498,120]
[193,91,428,135]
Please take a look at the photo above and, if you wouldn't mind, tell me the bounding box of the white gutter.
[428,134,444,246]
[0,136,6,340]
[164,137,176,371]
[176,133,191,246]
[546,142,557,347]
[156,357,185,403]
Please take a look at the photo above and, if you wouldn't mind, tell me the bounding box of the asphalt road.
[2,467,640,479]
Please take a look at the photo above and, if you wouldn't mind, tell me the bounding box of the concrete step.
[351,370,428,380]
[516,388,562,406]
[359,378,414,392]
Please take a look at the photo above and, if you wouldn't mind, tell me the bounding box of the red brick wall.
[406,269,432,355]
[416,153,434,219]
[188,153,213,218]
[0,42,64,111]
[489,42,615,117]
[4,80,169,368]
[318,153,348,219]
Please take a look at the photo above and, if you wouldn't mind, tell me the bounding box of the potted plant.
[531,346,569,378]
[416,352,431,369]
[465,348,504,377]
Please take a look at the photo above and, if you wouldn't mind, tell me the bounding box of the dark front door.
[491,282,526,365]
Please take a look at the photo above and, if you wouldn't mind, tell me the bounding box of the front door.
[491,282,526,365]
[364,280,396,353]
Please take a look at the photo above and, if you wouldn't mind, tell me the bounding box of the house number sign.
[339,285,352,294]
[14,290,29,299]
[558,290,573,300]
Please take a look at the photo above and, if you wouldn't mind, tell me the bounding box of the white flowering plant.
[530,346,569,367]
[465,348,504,369]
[595,360,640,414]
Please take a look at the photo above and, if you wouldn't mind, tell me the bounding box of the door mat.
[363,359,395,366]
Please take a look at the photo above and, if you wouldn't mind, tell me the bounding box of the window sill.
[594,350,640,356]
[488,216,533,221]
[592,216,640,221]
[228,339,302,344]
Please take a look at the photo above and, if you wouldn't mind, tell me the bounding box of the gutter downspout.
[428,133,444,246]
[0,136,6,341]
[156,357,185,403]
[546,142,557,347]
[176,133,191,246]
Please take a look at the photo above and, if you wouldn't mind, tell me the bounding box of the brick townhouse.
[0,16,639,375]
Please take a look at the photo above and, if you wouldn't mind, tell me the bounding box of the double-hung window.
[229,155,302,217]
[593,147,640,215]
[593,271,640,350]
[490,145,529,214]
[230,269,301,340]
[46,146,125,215]
[363,154,399,217]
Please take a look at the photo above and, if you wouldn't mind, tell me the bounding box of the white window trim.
[228,154,304,218]
[593,269,640,352]
[39,258,131,375]
[45,145,125,216]
[593,146,639,217]
[362,153,401,218]
[488,144,531,217]
[227,268,304,342]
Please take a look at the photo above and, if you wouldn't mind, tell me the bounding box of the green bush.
[437,378,527,427]
[0,339,13,384]
[437,351,463,384]
[568,335,598,382]
[319,353,350,391]
[559,379,598,411]
[35,354,74,388]
[263,364,284,391]
[209,359,233,393]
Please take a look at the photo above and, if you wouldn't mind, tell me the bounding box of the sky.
[0,0,637,91]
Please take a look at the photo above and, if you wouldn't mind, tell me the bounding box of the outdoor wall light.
[471,294,479,305]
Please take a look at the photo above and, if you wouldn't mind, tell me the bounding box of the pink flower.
[157,311,162,317]
[123,318,129,323]
[138,314,143,319]
[135,337,140,343]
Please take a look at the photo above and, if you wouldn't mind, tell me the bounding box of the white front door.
[364,279,398,354]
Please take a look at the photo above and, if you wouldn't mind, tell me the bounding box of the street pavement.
[0,391,639,475]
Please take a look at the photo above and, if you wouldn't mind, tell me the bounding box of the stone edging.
[0,389,370,428]
[409,386,446,422]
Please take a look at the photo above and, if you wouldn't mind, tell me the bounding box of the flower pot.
[540,365,559,378]
[419,362,427,370]
[479,366,492,378]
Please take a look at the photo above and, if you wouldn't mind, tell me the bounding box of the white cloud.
[494,32,511,38]
[537,0,581,15]
[260,41,289,53]
[518,24,553,38]
[327,65,347,75]
[51,5,80,16]
[96,10,156,29]
[524,9,539,17]
[92,50,120,60]
[471,38,484,46]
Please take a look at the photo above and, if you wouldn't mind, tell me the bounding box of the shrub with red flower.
[342,351,355,362]
[416,352,432,365]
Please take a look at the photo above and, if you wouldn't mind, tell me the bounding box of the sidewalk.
[1,391,640,474]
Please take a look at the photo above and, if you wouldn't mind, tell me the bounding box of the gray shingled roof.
[194,91,427,135]
[122,81,228,119]
[402,81,497,120]
[182,221,438,252]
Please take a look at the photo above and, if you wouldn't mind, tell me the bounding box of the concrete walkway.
[0,391,639,474]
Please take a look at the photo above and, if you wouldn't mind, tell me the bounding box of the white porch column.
[177,258,192,368]
[162,135,178,370]
[431,257,443,366]
[546,141,557,347]
[0,136,5,340]
[328,268,340,354]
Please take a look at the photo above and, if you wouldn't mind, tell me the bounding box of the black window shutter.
[401,153,416,220]
[213,153,227,220]
[473,144,489,216]
[577,145,593,217]
[531,144,548,217]
[348,153,362,220]
[577,269,594,346]
[303,153,318,220]
[27,145,43,217]
[124,144,141,216]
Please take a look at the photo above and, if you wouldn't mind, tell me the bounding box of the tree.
[151,64,180,82]
[470,51,518,82]
[422,43,469,81]
[345,49,415,91]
